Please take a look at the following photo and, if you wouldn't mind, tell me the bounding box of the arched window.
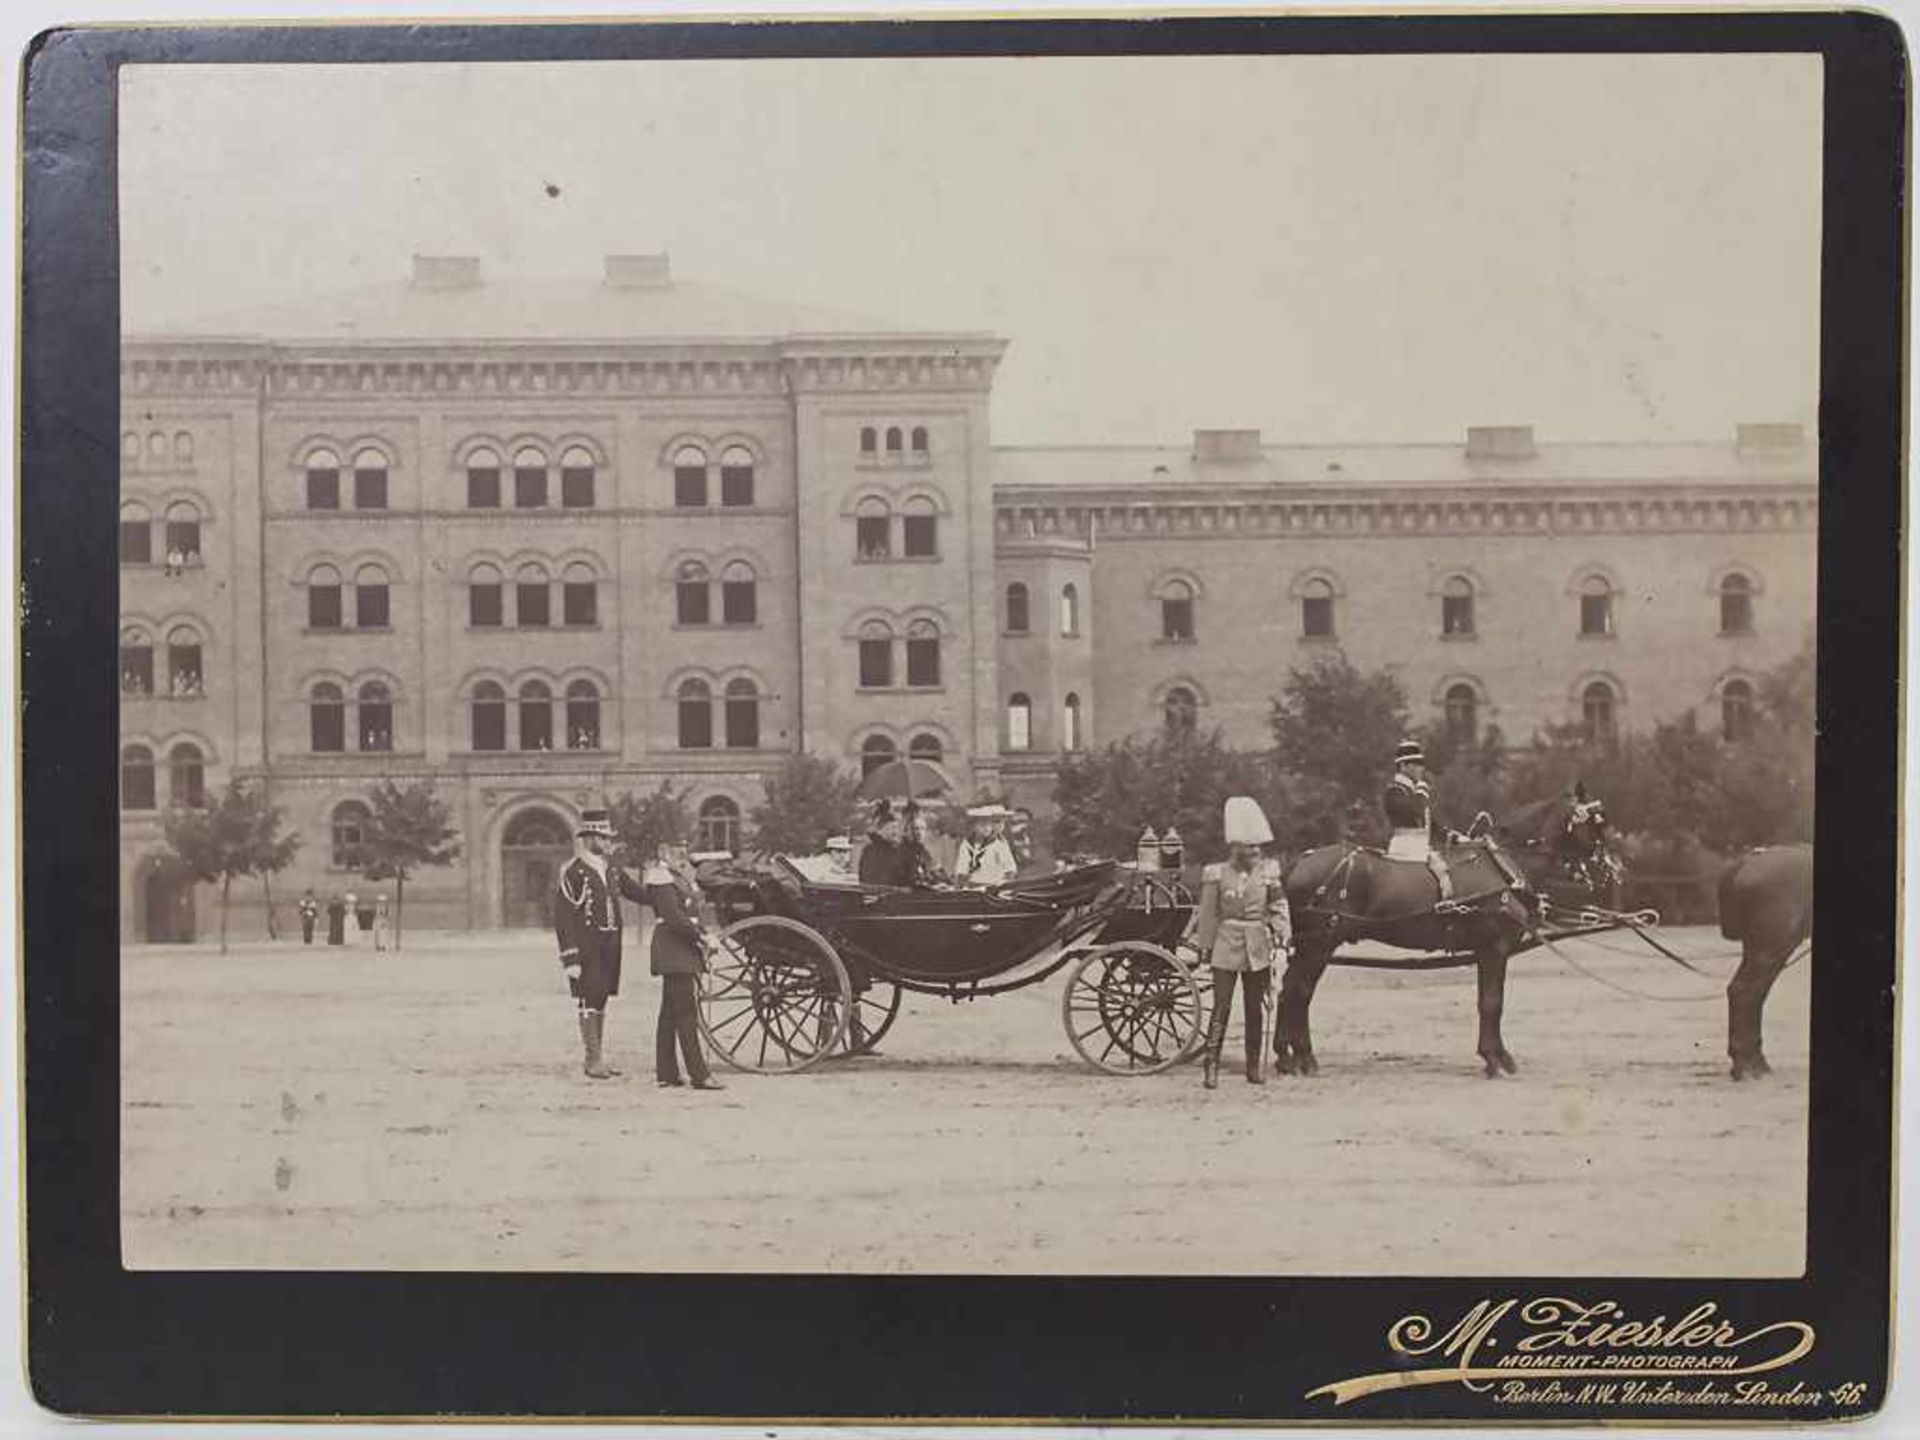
[675,561,711,626]
[517,680,553,751]
[1578,575,1615,637]
[855,498,891,560]
[173,431,195,463]
[905,619,941,688]
[562,562,598,627]
[719,446,755,507]
[309,681,345,752]
[468,563,504,628]
[357,682,393,752]
[859,426,877,457]
[566,679,601,750]
[1719,573,1755,635]
[470,680,506,751]
[721,561,757,625]
[168,742,205,808]
[330,800,370,870]
[515,563,550,629]
[165,625,203,696]
[885,426,904,456]
[560,445,596,509]
[119,502,153,566]
[860,734,898,779]
[1005,583,1030,634]
[673,444,709,507]
[354,563,391,629]
[163,500,201,563]
[723,678,760,749]
[698,796,742,855]
[121,744,156,811]
[1163,685,1198,733]
[1441,576,1476,637]
[513,446,548,509]
[466,446,502,508]
[909,733,944,763]
[677,678,713,749]
[147,431,166,461]
[1444,683,1479,744]
[1300,578,1335,639]
[1063,692,1083,752]
[902,495,938,558]
[1582,681,1619,747]
[1061,583,1080,637]
[121,432,140,461]
[307,563,344,630]
[1721,679,1756,743]
[120,625,155,694]
[305,447,341,510]
[858,620,894,689]
[1161,579,1195,641]
[1007,693,1033,751]
[910,426,929,456]
[352,447,389,510]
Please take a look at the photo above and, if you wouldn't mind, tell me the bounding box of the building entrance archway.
[501,807,572,929]
[141,859,195,943]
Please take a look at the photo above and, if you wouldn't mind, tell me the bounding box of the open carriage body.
[692,859,1209,1075]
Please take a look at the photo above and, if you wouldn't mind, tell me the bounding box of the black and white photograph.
[109,48,1828,1282]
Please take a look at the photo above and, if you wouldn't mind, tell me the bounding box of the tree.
[159,781,301,953]
[608,781,692,869]
[747,753,861,856]
[1269,653,1412,813]
[356,780,461,950]
[1053,727,1275,862]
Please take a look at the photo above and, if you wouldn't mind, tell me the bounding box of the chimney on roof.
[1465,425,1536,461]
[411,254,482,290]
[1735,422,1806,455]
[1192,429,1263,463]
[604,253,672,289]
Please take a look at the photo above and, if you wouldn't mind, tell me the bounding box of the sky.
[120,53,1821,447]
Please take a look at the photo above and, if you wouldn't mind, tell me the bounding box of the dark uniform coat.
[554,855,648,1003]
[644,871,708,977]
[1382,772,1438,836]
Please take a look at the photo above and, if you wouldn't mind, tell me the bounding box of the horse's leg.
[1727,937,1790,1080]
[1276,942,1331,1077]
[1475,942,1517,1078]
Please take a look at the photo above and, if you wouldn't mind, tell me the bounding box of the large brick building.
[119,256,1816,939]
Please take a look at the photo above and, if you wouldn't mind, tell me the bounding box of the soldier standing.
[644,839,724,1090]
[554,808,647,1080]
[1194,797,1291,1088]
[297,889,320,945]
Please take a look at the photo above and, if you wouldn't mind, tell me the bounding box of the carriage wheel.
[698,916,852,1075]
[835,977,904,1057]
[1061,943,1204,1075]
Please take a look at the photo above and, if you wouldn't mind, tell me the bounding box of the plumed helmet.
[1222,795,1274,846]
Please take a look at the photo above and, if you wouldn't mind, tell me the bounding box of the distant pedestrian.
[326,894,346,946]
[372,895,391,952]
[298,889,320,945]
[343,891,363,947]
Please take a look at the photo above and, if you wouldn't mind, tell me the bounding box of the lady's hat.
[824,835,853,853]
[575,807,615,838]
[1393,739,1427,767]
[966,800,1011,821]
[1222,795,1274,846]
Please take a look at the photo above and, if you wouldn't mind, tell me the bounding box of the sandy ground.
[122,925,1807,1275]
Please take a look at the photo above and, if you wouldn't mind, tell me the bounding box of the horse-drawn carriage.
[693,857,1209,1075]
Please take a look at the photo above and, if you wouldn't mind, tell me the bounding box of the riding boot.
[1245,973,1267,1084]
[1202,969,1231,1090]
[580,1010,614,1079]
[595,1010,622,1077]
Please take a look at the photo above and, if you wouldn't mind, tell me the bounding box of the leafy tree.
[1053,727,1275,863]
[608,781,691,869]
[159,781,301,953]
[356,780,461,949]
[1269,653,1412,811]
[748,754,861,856]
[1421,724,1506,833]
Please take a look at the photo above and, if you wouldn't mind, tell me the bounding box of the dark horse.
[1276,789,1618,1079]
[1717,844,1813,1081]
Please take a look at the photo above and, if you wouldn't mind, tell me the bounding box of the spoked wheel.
[1061,943,1205,1075]
[698,916,852,1074]
[834,976,903,1057]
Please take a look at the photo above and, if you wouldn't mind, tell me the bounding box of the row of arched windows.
[854,496,940,561]
[469,680,606,752]
[469,562,600,629]
[1001,693,1084,753]
[859,732,947,777]
[121,624,203,697]
[122,430,195,465]
[119,500,204,568]
[299,441,763,512]
[465,445,599,510]
[1083,569,1766,645]
[1004,583,1081,637]
[857,620,942,689]
[119,743,204,810]
[857,425,932,462]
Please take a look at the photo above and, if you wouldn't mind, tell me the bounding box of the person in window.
[164,546,184,578]
[1194,796,1291,1089]
[954,803,1018,887]
[643,838,723,1091]
[1382,739,1456,899]
[297,889,320,946]
[554,809,649,1081]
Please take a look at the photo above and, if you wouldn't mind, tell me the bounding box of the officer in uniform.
[554,808,648,1080]
[1194,796,1292,1088]
[643,839,724,1090]
[1382,740,1454,899]
[297,889,320,945]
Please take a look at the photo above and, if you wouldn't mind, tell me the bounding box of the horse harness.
[1301,839,1532,933]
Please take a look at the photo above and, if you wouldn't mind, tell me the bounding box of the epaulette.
[1201,861,1227,881]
